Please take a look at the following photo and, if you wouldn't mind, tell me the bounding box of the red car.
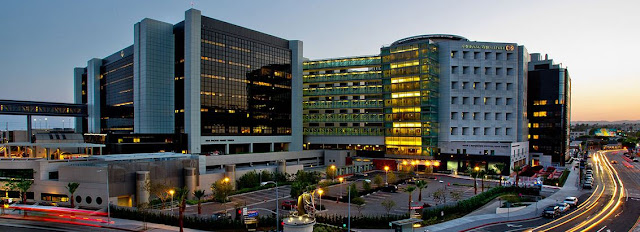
[281,200,297,210]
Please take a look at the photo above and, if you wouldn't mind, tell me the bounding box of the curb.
[458,216,542,232]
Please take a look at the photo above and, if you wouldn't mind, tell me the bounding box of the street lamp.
[384,166,389,185]
[44,118,47,129]
[169,189,175,213]
[473,167,480,195]
[317,188,324,212]
[97,169,111,224]
[261,181,279,232]
[330,165,336,181]
[338,177,344,202]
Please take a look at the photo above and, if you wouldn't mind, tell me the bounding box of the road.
[469,149,635,232]
[0,218,119,232]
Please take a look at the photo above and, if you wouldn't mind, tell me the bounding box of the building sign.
[462,44,515,51]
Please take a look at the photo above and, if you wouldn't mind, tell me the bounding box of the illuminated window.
[133,138,140,143]
[533,135,539,139]
[533,111,548,117]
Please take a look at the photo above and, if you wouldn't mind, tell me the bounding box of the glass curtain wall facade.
[198,17,292,137]
[302,56,383,151]
[100,52,134,133]
[527,54,571,165]
[381,42,439,157]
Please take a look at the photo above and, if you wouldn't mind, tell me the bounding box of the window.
[473,97,480,105]
[496,52,504,60]
[474,67,480,74]
[451,97,458,104]
[451,81,458,89]
[484,82,491,90]
[76,196,82,203]
[495,112,502,120]
[496,67,503,75]
[533,100,548,105]
[506,83,513,90]
[462,127,470,135]
[484,67,491,75]
[496,97,503,105]
[462,82,469,89]
[507,68,514,75]
[533,135,539,139]
[451,51,458,58]
[473,112,480,120]
[451,127,459,135]
[451,112,459,120]
[48,171,58,180]
[484,97,490,105]
[463,51,470,59]
[96,197,103,205]
[473,82,479,90]
[474,52,481,59]
[86,196,92,204]
[462,97,469,105]
[462,112,469,120]
[496,83,503,90]
[533,111,548,117]
[484,112,490,120]
[507,53,514,60]
[463,66,470,74]
[452,66,459,74]
[484,127,490,135]
[506,98,513,105]
[495,127,502,135]
[485,52,492,60]
[41,193,68,203]
[473,127,480,135]
[506,113,513,120]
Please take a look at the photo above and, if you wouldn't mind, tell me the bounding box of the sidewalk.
[422,161,581,232]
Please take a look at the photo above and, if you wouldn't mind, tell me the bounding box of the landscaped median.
[420,186,541,226]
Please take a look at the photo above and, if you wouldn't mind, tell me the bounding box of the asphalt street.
[0,218,119,232]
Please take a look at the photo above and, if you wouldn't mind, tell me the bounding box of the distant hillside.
[572,120,640,125]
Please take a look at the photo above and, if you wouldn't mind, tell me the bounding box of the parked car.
[382,184,398,193]
[212,212,231,220]
[583,182,593,189]
[556,202,570,213]
[281,200,297,210]
[564,196,578,206]
[543,205,560,218]
[634,158,639,162]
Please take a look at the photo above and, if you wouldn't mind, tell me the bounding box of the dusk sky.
[1,0,639,129]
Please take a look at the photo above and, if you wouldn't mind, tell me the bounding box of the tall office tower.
[380,38,440,158]
[75,9,303,154]
[434,35,530,172]
[302,56,384,153]
[527,53,571,166]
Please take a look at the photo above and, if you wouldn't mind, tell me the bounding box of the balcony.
[303,57,381,70]
[303,127,384,136]
[303,72,382,83]
[303,100,384,109]
[303,113,383,123]
[303,86,383,96]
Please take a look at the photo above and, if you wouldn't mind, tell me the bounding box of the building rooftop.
[391,34,469,46]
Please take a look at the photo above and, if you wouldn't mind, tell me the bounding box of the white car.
[556,202,570,213]
[564,196,578,206]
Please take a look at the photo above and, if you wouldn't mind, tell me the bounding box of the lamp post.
[169,189,175,213]
[97,169,111,224]
[330,165,336,181]
[338,177,344,202]
[44,118,47,129]
[384,166,389,185]
[317,188,323,212]
[260,181,279,232]
[473,167,480,195]
[348,179,369,232]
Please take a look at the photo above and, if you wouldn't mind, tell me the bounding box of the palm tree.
[512,165,523,187]
[193,189,205,215]
[416,180,427,202]
[176,188,189,232]
[405,186,416,215]
[480,170,486,192]
[494,163,507,186]
[66,182,80,208]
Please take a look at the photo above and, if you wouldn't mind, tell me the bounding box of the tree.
[260,170,273,182]
[325,166,337,181]
[512,165,523,187]
[66,182,80,208]
[387,171,397,185]
[348,183,358,200]
[493,163,507,186]
[238,171,260,189]
[211,179,233,202]
[193,189,205,215]
[351,197,365,216]
[5,178,33,204]
[449,190,462,202]
[432,188,444,205]
[148,181,171,209]
[373,175,384,188]
[381,199,396,216]
[416,180,427,202]
[362,180,371,192]
[175,188,189,232]
[405,186,416,214]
